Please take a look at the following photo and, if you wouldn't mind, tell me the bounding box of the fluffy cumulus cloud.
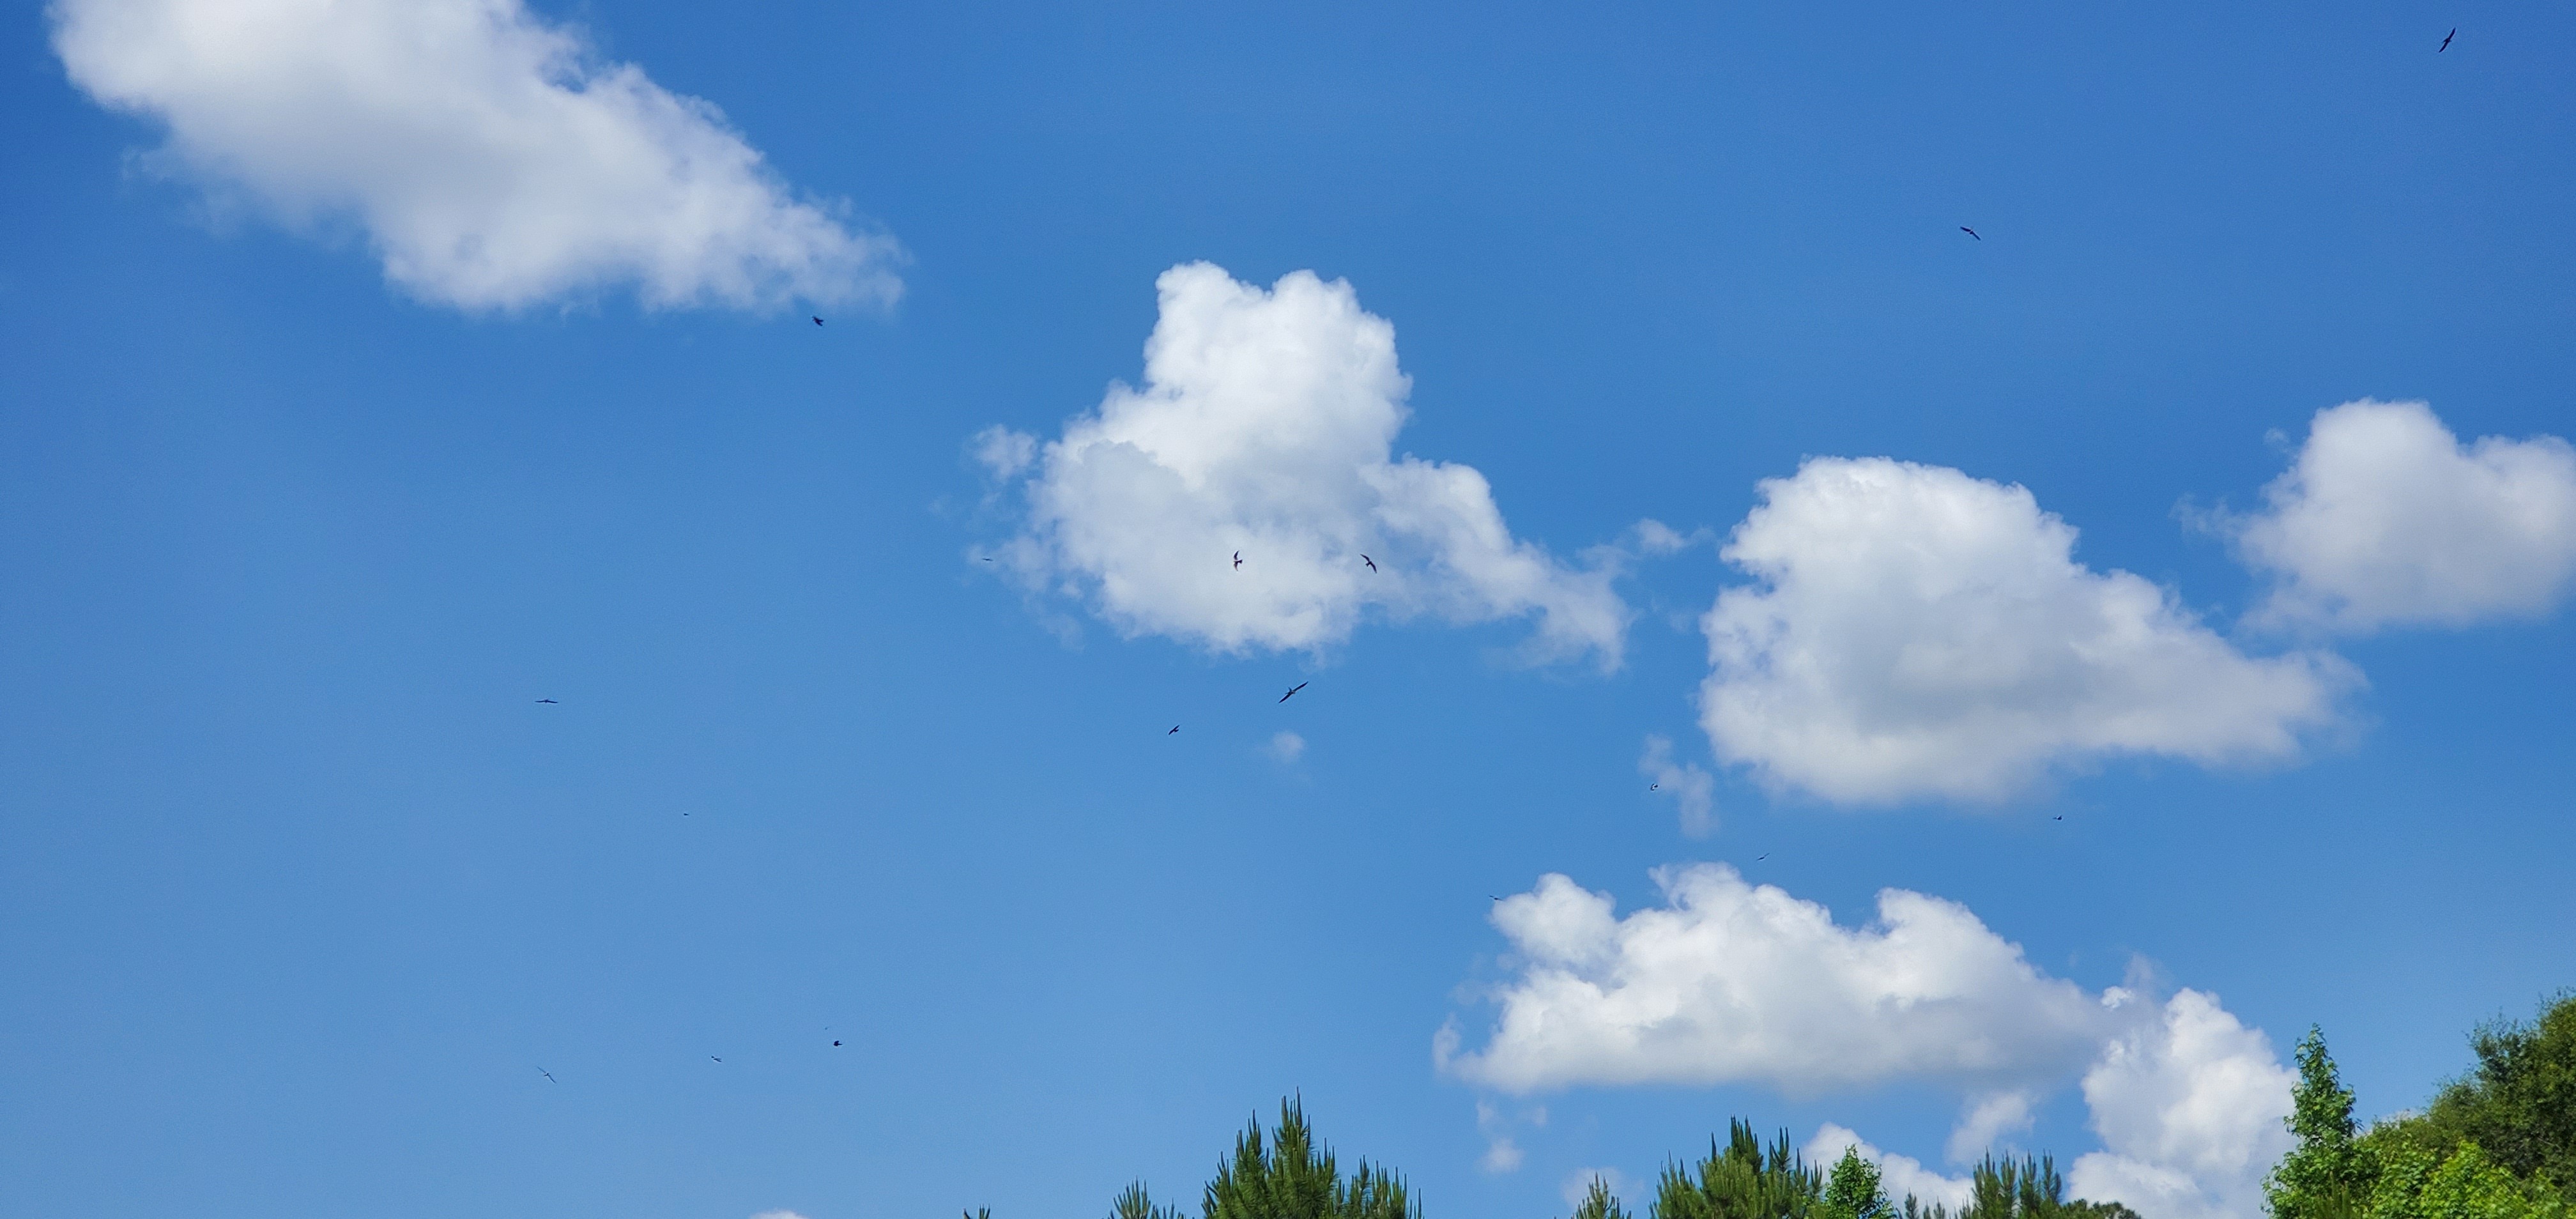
[1443,870,2299,1219]
[52,0,899,310]
[1699,457,2356,804]
[1436,865,2113,1094]
[2225,401,2576,633]
[977,263,1629,666]
[2069,990,2296,1219]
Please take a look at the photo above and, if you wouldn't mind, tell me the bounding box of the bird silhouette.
[1757,854,1769,861]
[539,1068,556,1083]
[710,1056,723,1063]
[534,698,557,704]
[1279,681,1308,703]
[812,316,825,326]
[1959,226,1981,241]
[832,1040,843,1047]
[2440,27,2456,50]
[2053,815,2065,821]
[1361,555,1376,572]
[1232,551,1243,569]
[1167,725,1180,735]
[1489,894,1505,901]
[1650,782,1660,791]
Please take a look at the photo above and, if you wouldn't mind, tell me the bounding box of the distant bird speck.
[539,1068,556,1083]
[1490,894,1505,901]
[710,1056,723,1063]
[812,316,825,326]
[832,1040,843,1047]
[1278,681,1308,703]
[1233,551,1243,569]
[1757,854,1769,861]
[1650,782,1660,791]
[1167,725,1180,735]
[1361,555,1376,572]
[2440,27,2455,51]
[1959,226,1981,241]
[2054,815,2065,821]
[534,698,557,704]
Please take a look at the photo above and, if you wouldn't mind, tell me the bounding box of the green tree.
[1114,1182,1188,1219]
[1958,1153,2076,1219]
[1823,1149,1890,1219]
[1652,1120,1825,1219]
[2363,1137,2566,1219]
[1201,1097,1416,1219]
[1572,1176,1635,1219]
[2422,994,2576,1194]
[2269,1025,2374,1219]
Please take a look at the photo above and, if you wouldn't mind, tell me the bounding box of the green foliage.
[1958,1153,2080,1219]
[2270,1026,2374,1219]
[1200,1097,1418,1219]
[1652,1119,1825,1219]
[2361,1138,2566,1219]
[1572,1176,1635,1219]
[2421,994,2576,1194]
[1115,1182,1189,1219]
[1823,1148,1890,1219]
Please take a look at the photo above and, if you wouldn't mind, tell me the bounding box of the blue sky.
[4,3,2574,1218]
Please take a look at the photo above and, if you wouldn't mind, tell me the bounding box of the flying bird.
[539,1068,556,1083]
[534,698,557,704]
[1232,551,1243,569]
[2440,27,2455,50]
[1167,725,1180,735]
[2053,815,2065,821]
[812,316,825,326]
[1650,782,1660,791]
[710,1056,723,1063]
[1757,854,1769,861]
[1489,894,1505,901]
[1278,681,1308,703]
[1361,555,1376,572]
[1959,226,1981,241]
[832,1040,843,1047]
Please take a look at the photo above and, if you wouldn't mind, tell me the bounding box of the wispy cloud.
[53,0,900,311]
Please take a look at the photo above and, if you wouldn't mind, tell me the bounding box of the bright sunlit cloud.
[979,263,1629,666]
[1448,870,2297,1219]
[52,0,900,311]
[1437,864,2114,1094]
[2221,400,2576,634]
[1698,457,2358,804]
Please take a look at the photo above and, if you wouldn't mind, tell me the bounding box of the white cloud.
[979,263,1628,667]
[1476,1100,1528,1174]
[1438,865,2112,1094]
[52,0,899,311]
[1265,730,1306,763]
[1945,1090,2038,1164]
[1807,1124,1972,1213]
[2224,401,2576,632]
[1639,735,1717,838]
[1446,870,2297,1219]
[2069,990,2296,1219]
[1561,1168,1639,1211]
[1699,457,2356,804]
